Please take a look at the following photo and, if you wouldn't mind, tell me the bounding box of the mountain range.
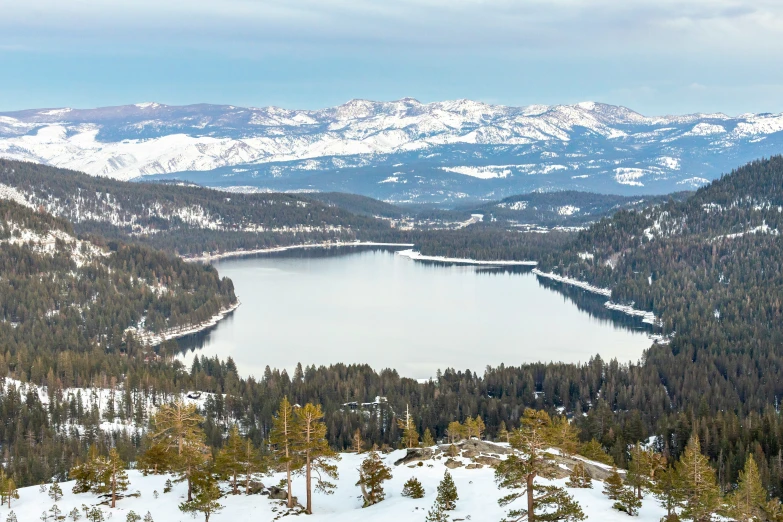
[2,99,782,203]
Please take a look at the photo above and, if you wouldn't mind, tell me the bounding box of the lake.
[177,247,653,380]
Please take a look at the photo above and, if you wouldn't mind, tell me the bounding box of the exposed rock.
[246,481,265,495]
[461,439,512,455]
[465,463,483,469]
[267,486,292,500]
[394,447,434,466]
[444,458,464,469]
[473,456,502,468]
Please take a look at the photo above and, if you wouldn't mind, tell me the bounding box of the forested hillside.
[0,159,398,256]
[0,198,236,371]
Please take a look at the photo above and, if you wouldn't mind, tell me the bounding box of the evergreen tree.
[422,428,436,447]
[0,468,19,508]
[147,401,209,502]
[498,421,510,444]
[726,455,767,522]
[447,421,464,443]
[566,462,592,489]
[241,438,267,495]
[425,498,450,522]
[136,436,170,475]
[547,416,580,457]
[215,425,245,495]
[270,396,302,509]
[674,435,721,522]
[436,471,459,511]
[356,450,392,507]
[7,511,17,522]
[49,480,63,501]
[603,467,625,501]
[178,471,223,522]
[294,402,340,514]
[402,477,425,499]
[100,448,130,509]
[352,429,365,454]
[69,508,81,521]
[70,447,129,508]
[397,405,419,449]
[495,409,585,522]
[143,512,154,522]
[626,443,665,500]
[613,487,642,516]
[126,512,141,522]
[579,439,614,466]
[651,466,681,521]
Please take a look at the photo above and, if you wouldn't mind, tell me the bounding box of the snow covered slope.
[2,99,782,203]
[10,446,668,522]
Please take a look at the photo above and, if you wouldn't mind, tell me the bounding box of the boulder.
[465,463,483,469]
[394,447,434,466]
[444,458,464,469]
[246,481,265,495]
[473,456,502,468]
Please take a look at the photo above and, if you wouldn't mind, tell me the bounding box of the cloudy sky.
[1,0,782,115]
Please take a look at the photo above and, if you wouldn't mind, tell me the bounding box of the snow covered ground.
[9,446,668,522]
[397,249,537,266]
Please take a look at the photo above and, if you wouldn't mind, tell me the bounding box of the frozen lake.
[177,248,652,379]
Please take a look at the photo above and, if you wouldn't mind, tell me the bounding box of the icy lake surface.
[177,248,652,379]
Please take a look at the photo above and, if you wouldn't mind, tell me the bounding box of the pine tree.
[178,471,223,522]
[613,487,642,516]
[241,438,267,495]
[566,462,592,488]
[436,471,459,511]
[547,416,580,457]
[498,421,510,444]
[495,409,585,522]
[402,477,425,499]
[626,443,665,499]
[49,504,65,521]
[651,466,681,521]
[49,479,63,501]
[674,434,721,522]
[352,428,365,454]
[356,450,392,507]
[136,435,170,475]
[71,447,129,508]
[147,401,209,502]
[726,455,767,522]
[102,448,130,508]
[447,421,464,443]
[7,511,18,522]
[579,439,614,466]
[126,511,141,522]
[143,512,154,522]
[215,425,245,495]
[422,428,436,447]
[69,508,81,521]
[425,498,450,522]
[294,402,340,514]
[397,405,419,449]
[603,467,625,501]
[270,396,302,509]
[0,468,18,508]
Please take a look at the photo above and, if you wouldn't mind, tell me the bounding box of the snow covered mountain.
[2,99,782,203]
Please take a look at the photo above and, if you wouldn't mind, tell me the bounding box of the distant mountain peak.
[0,98,782,203]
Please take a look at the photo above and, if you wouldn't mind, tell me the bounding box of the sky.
[1,0,782,116]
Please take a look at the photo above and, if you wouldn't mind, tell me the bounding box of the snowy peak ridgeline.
[2,99,783,202]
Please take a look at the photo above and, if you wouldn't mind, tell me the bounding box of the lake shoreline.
[532,268,658,326]
[396,249,538,266]
[183,241,416,263]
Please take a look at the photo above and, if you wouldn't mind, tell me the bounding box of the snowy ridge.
[2,99,783,201]
[7,443,670,522]
[396,249,537,266]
